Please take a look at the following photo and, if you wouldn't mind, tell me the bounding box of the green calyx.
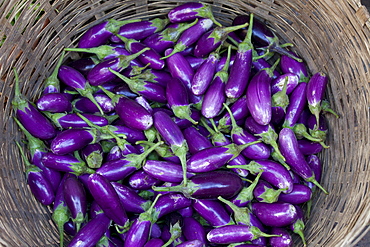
[195,4,222,27]
[257,186,287,203]
[44,50,65,93]
[52,203,70,247]
[64,45,116,60]
[106,18,141,34]
[230,172,262,205]
[172,104,198,125]
[161,19,198,42]
[218,196,251,225]
[85,151,103,169]
[272,76,290,111]
[117,47,150,70]
[11,68,29,112]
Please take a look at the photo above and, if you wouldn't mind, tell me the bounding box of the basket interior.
[0,0,370,246]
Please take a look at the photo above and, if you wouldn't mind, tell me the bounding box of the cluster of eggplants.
[12,2,338,247]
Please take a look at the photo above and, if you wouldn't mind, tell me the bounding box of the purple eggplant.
[67,212,111,247]
[246,59,279,126]
[278,127,328,194]
[278,183,312,204]
[251,202,298,227]
[50,128,95,155]
[108,123,146,144]
[207,224,278,244]
[306,114,329,148]
[152,193,192,221]
[228,159,294,193]
[110,17,170,42]
[12,69,56,140]
[269,227,293,247]
[144,238,164,247]
[175,240,203,247]
[271,73,299,95]
[112,182,151,213]
[183,126,213,154]
[290,205,307,246]
[68,56,99,77]
[194,22,249,58]
[63,174,87,232]
[191,51,220,95]
[217,95,250,130]
[143,20,198,54]
[186,55,206,70]
[252,55,280,79]
[201,46,231,118]
[15,141,55,205]
[166,77,198,124]
[253,180,287,203]
[144,160,195,183]
[167,2,221,26]
[131,68,172,87]
[153,170,244,200]
[42,152,95,175]
[298,139,323,155]
[193,199,234,227]
[36,93,72,113]
[282,82,307,128]
[162,18,214,59]
[87,173,129,229]
[231,172,262,207]
[280,51,309,82]
[306,154,322,183]
[99,86,153,131]
[182,217,207,244]
[186,141,260,173]
[86,48,149,86]
[77,18,141,48]
[225,14,255,99]
[44,112,108,129]
[80,143,103,169]
[73,94,114,114]
[42,51,66,94]
[116,34,165,70]
[232,15,301,61]
[128,169,162,190]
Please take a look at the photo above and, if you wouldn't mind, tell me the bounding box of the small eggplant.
[251,202,298,227]
[144,238,164,247]
[50,128,96,155]
[42,152,95,175]
[42,51,66,94]
[271,73,299,95]
[73,94,114,114]
[282,82,307,128]
[298,139,323,155]
[253,180,286,203]
[278,127,328,194]
[280,51,309,82]
[217,95,250,130]
[268,227,293,247]
[44,112,108,129]
[167,2,221,26]
[144,160,195,183]
[152,193,192,221]
[278,184,312,204]
[153,170,244,200]
[37,93,72,113]
[131,68,172,87]
[175,240,204,247]
[111,17,170,42]
[192,199,234,227]
[183,126,213,154]
[128,169,162,190]
[111,182,151,213]
[182,217,207,244]
[77,18,141,48]
[12,69,56,140]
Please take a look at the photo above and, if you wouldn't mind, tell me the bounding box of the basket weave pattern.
[0,0,369,246]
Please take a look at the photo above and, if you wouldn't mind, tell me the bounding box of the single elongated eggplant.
[131,68,172,87]
[67,212,111,247]
[152,193,192,221]
[162,18,214,59]
[144,160,195,183]
[191,51,220,95]
[42,51,66,94]
[110,17,170,42]
[42,152,95,175]
[183,126,213,154]
[77,18,141,48]
[50,128,96,155]
[153,170,244,199]
[111,182,151,213]
[143,20,198,54]
[282,82,307,128]
[44,112,108,129]
[278,184,312,204]
[37,93,72,113]
[12,69,56,140]
[167,2,221,26]
[298,139,323,155]
[280,51,309,82]
[271,73,299,95]
[182,217,207,244]
[128,169,162,190]
[193,199,234,227]
[251,202,298,227]
[73,94,114,114]
[278,127,328,194]
[269,227,293,247]
[194,22,249,58]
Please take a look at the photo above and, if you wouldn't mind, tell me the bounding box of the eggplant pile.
[13,2,338,247]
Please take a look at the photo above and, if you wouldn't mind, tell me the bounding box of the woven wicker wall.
[0,0,369,246]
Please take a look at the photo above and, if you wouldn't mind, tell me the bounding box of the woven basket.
[1,0,369,246]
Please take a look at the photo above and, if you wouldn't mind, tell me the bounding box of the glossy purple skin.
[271,106,285,126]
[298,139,323,155]
[124,218,151,247]
[280,52,309,82]
[67,212,111,247]
[168,2,209,23]
[183,126,213,154]
[105,143,138,162]
[176,240,204,247]
[128,169,162,190]
[153,110,186,148]
[207,225,264,244]
[153,193,192,220]
[219,95,250,128]
[115,96,153,131]
[144,238,164,247]
[166,77,190,109]
[111,182,150,213]
[73,94,114,113]
[127,41,165,70]
[182,217,207,244]
[178,206,193,217]
[278,184,312,204]
[87,56,125,86]
[202,75,226,119]
[96,158,136,181]
[81,143,103,163]
[307,154,322,182]
[50,128,94,155]
[142,23,181,54]
[144,160,192,183]
[248,159,294,193]
[193,199,234,227]
[269,227,293,247]
[27,168,55,205]
[56,113,108,129]
[232,129,271,160]
[283,81,307,128]
[109,124,146,143]
[58,65,87,90]
[271,73,299,95]
[174,109,202,129]
[112,18,169,42]
[216,53,236,72]
[36,93,72,113]
[191,52,219,95]
[251,202,298,227]
[77,21,112,48]
[246,69,272,126]
[279,128,315,181]
[41,153,86,174]
[186,56,206,70]
[67,57,98,77]
[165,48,194,91]
[225,48,253,99]
[252,58,280,79]
[244,115,272,135]
[142,69,172,87]
[306,71,328,107]
[253,179,276,202]
[63,175,87,227]
[87,173,129,227]
[193,28,223,58]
